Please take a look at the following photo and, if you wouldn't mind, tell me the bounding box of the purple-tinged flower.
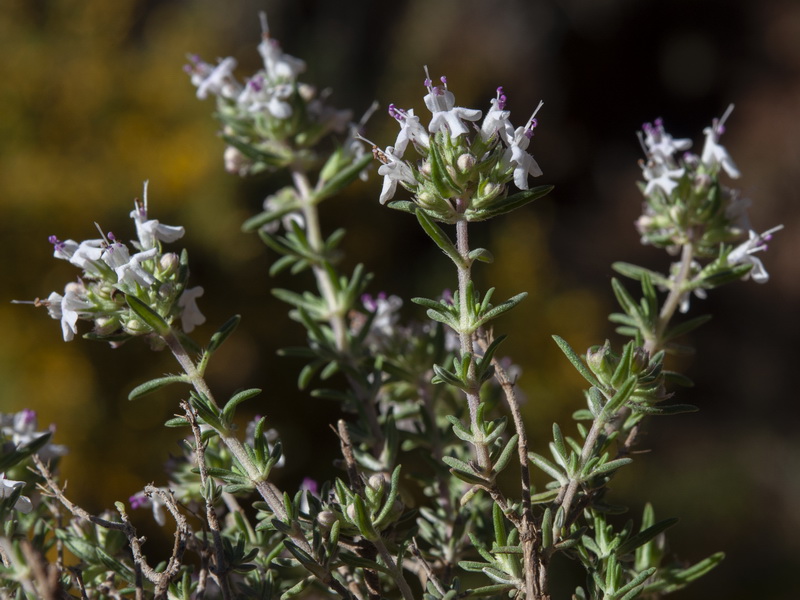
[701,104,740,178]
[1,409,68,459]
[480,86,514,144]
[502,102,544,190]
[423,71,481,138]
[388,105,430,156]
[641,118,692,164]
[726,225,783,283]
[129,489,167,526]
[130,182,185,250]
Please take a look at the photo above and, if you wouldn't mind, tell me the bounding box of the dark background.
[1,0,798,597]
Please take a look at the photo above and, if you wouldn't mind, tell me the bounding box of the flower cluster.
[633,107,781,311]
[1,409,68,515]
[376,73,545,222]
[186,13,353,176]
[40,183,204,345]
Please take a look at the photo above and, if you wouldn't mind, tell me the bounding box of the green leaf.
[466,184,554,221]
[601,375,638,418]
[207,314,241,354]
[475,292,527,328]
[492,434,519,474]
[468,247,494,263]
[611,262,668,286]
[552,335,603,389]
[222,388,262,424]
[616,517,679,557]
[662,314,712,342]
[590,457,633,478]
[128,376,188,400]
[614,567,657,600]
[125,294,170,335]
[528,452,567,484]
[427,139,461,198]
[629,403,699,416]
[315,153,372,200]
[416,209,465,268]
[385,200,418,215]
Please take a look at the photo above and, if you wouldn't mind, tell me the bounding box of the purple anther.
[21,409,36,426]
[496,86,507,110]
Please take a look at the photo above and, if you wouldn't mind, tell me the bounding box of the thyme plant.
[2,14,781,600]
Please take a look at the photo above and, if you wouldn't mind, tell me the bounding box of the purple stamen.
[21,409,36,425]
[49,235,63,249]
[496,86,507,110]
[423,77,432,87]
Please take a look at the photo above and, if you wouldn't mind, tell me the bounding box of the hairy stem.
[647,240,695,354]
[455,218,491,472]
[291,168,384,455]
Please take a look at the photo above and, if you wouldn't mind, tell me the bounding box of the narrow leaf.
[128,376,187,400]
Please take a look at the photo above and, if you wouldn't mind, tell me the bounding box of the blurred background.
[1,0,798,597]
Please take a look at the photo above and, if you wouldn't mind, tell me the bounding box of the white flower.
[701,104,740,178]
[60,283,93,342]
[257,13,306,82]
[388,105,429,156]
[726,225,783,283]
[502,104,544,190]
[377,147,417,204]
[423,72,481,138]
[1,409,68,460]
[0,474,32,514]
[130,182,185,250]
[362,293,402,336]
[102,242,157,288]
[129,490,167,526]
[641,159,685,197]
[641,118,692,164]
[678,287,707,314]
[192,56,241,100]
[480,87,514,144]
[178,286,206,333]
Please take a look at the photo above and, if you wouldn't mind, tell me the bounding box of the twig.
[182,400,232,599]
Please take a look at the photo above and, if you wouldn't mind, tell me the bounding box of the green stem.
[291,169,384,454]
[372,537,415,600]
[647,240,695,355]
[162,330,296,534]
[455,218,491,472]
[292,169,349,352]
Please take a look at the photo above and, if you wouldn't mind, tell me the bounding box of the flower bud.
[317,510,338,528]
[456,153,476,172]
[224,146,252,176]
[367,474,385,492]
[125,318,149,335]
[346,503,358,522]
[159,253,180,277]
[93,316,119,336]
[631,347,650,375]
[585,343,617,382]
